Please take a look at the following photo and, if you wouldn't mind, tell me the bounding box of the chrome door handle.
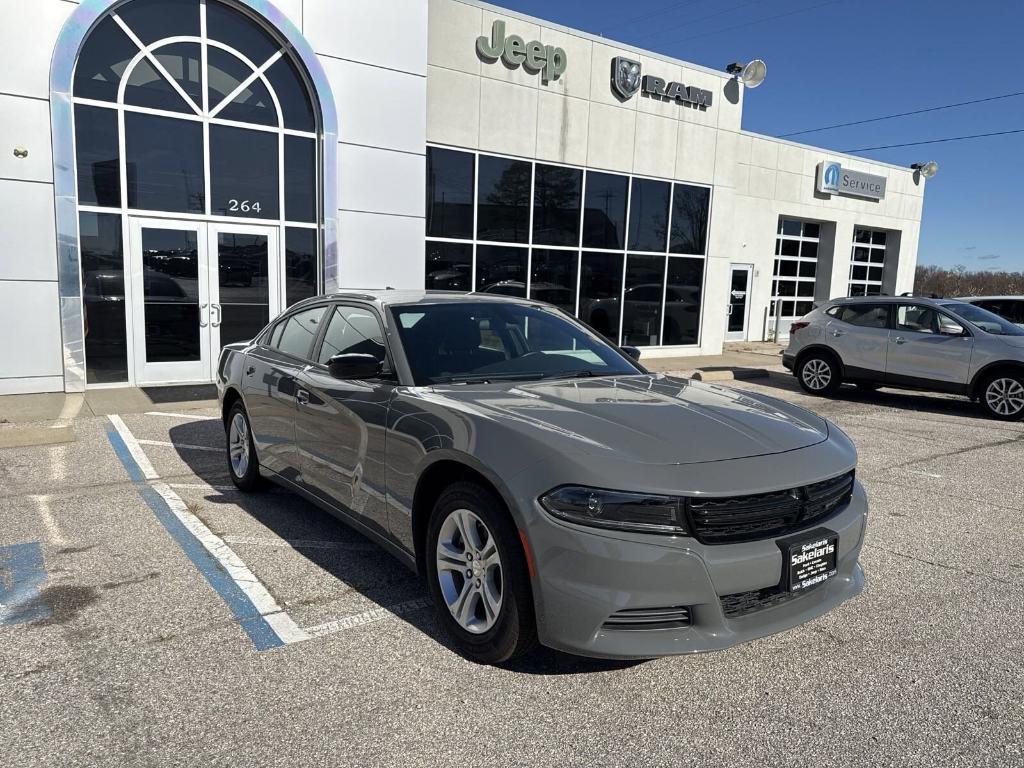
[245,366,255,376]
[296,389,310,405]
[199,303,208,328]
[893,336,906,345]
[211,303,222,328]
[831,330,844,337]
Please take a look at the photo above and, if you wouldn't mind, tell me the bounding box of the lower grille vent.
[601,605,691,631]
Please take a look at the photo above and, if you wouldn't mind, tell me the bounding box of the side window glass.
[275,306,326,359]
[267,320,285,348]
[841,304,889,328]
[896,305,939,334]
[317,306,386,364]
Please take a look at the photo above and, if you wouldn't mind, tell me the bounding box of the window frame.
[311,301,394,374]
[262,301,329,363]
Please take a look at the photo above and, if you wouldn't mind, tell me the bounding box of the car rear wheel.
[426,482,537,664]
[980,373,1024,421]
[226,402,261,491]
[797,354,842,396]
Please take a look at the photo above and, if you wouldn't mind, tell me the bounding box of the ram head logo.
[611,56,642,100]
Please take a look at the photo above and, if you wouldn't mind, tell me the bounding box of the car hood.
[427,374,829,465]
[994,335,1024,349]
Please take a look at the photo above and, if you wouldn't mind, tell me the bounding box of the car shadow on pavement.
[167,419,645,674]
[753,375,985,420]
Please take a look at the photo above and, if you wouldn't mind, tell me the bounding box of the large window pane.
[75,105,120,207]
[72,16,142,102]
[206,0,280,66]
[531,249,577,314]
[476,245,527,296]
[426,147,474,239]
[117,0,200,45]
[627,179,670,252]
[285,227,318,306]
[285,136,316,223]
[477,156,530,243]
[579,251,624,343]
[209,125,279,219]
[124,56,192,114]
[669,184,710,255]
[217,232,270,346]
[80,213,127,383]
[663,258,704,345]
[207,47,277,126]
[582,172,628,249]
[532,164,582,246]
[622,255,665,347]
[125,112,205,213]
[425,241,472,292]
[264,56,316,132]
[140,227,200,362]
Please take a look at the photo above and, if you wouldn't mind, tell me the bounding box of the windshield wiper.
[434,372,548,384]
[541,370,597,380]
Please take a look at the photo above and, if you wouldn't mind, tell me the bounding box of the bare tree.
[915,265,1024,297]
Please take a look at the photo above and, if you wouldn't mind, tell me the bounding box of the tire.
[226,401,262,491]
[979,372,1024,421]
[855,382,881,392]
[425,481,537,664]
[796,353,843,396]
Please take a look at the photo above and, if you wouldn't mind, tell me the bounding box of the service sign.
[817,161,887,200]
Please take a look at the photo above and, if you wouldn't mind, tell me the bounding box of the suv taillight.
[790,321,809,334]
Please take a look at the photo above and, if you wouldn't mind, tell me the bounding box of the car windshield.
[941,302,1024,336]
[391,302,643,385]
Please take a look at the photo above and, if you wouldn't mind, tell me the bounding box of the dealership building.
[0,0,927,394]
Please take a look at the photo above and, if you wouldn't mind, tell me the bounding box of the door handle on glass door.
[211,304,222,327]
[199,303,208,328]
[296,389,310,405]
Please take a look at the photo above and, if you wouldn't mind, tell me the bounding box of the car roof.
[828,296,947,306]
[288,289,547,310]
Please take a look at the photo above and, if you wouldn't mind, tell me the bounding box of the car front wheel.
[797,353,842,396]
[980,373,1024,421]
[426,482,537,664]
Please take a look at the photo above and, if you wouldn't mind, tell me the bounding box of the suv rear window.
[837,304,889,328]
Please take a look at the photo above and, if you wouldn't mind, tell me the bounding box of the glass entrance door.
[725,264,753,342]
[129,218,281,385]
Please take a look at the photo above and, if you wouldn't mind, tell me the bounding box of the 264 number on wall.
[228,199,262,214]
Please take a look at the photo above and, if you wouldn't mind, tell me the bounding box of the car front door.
[885,303,974,388]
[294,303,395,537]
[242,304,327,479]
[825,303,891,377]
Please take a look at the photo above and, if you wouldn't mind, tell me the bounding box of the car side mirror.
[327,353,382,380]
[621,345,642,361]
[939,322,965,337]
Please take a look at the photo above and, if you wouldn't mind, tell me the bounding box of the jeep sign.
[476,20,566,83]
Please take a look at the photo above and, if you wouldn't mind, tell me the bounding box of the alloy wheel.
[435,508,503,634]
[802,359,832,391]
[985,377,1024,417]
[228,412,251,478]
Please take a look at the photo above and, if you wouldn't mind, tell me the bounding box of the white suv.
[783,296,1024,420]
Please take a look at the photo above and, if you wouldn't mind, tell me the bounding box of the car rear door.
[241,304,327,478]
[825,303,891,377]
[293,303,395,537]
[885,303,974,388]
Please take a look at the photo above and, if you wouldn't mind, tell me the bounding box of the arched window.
[66,0,327,386]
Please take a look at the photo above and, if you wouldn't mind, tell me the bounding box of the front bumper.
[525,480,867,659]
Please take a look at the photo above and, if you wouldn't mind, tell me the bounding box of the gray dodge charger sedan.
[216,290,866,663]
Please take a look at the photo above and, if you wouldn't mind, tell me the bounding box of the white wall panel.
[535,91,589,167]
[0,95,53,183]
[0,180,57,282]
[321,57,426,155]
[426,65,479,148]
[587,103,636,174]
[0,0,73,99]
[0,280,62,378]
[428,0,482,74]
[633,113,677,178]
[338,144,425,218]
[304,0,428,75]
[337,211,425,290]
[478,79,537,158]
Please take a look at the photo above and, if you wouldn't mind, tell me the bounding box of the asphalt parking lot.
[1,376,1022,767]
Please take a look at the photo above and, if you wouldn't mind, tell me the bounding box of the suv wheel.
[226,401,262,491]
[425,482,537,664]
[797,353,843,396]
[980,373,1024,421]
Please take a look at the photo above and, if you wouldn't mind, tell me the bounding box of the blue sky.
[491,0,1024,271]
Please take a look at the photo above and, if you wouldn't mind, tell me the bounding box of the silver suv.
[783,296,1024,420]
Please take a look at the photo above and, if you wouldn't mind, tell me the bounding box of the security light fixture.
[726,60,767,89]
[911,161,939,178]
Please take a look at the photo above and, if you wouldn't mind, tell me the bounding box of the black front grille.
[685,471,854,545]
[720,585,805,618]
[601,605,691,631]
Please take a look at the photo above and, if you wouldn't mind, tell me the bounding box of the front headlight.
[539,486,687,535]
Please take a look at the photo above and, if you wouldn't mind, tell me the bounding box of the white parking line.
[137,439,221,453]
[145,411,219,421]
[108,415,310,646]
[169,483,239,492]
[30,494,68,548]
[907,470,943,479]
[304,598,432,638]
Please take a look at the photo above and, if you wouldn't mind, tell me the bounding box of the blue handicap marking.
[0,542,51,626]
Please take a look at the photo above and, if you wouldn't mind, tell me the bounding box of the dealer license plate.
[778,528,838,593]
